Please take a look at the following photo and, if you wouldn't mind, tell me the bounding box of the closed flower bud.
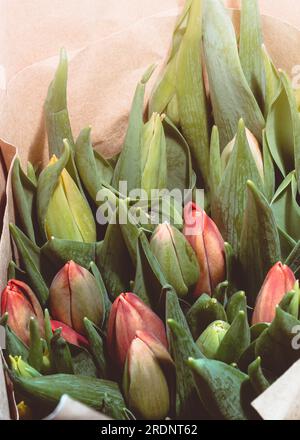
[150,223,200,298]
[141,113,167,195]
[196,320,230,359]
[123,331,173,420]
[183,202,226,297]
[1,280,44,346]
[49,261,104,335]
[107,292,167,368]
[44,155,96,243]
[252,262,296,324]
[51,320,89,347]
[221,128,264,181]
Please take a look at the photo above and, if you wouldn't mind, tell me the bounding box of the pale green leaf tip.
[141,64,157,84]
[187,357,196,367]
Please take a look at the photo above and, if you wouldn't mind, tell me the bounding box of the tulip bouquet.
[1,0,300,421]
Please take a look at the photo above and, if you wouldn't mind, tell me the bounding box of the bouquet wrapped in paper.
[1,0,300,421]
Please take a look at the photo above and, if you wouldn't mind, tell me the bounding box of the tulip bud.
[141,113,167,195]
[17,401,33,420]
[44,155,96,243]
[183,202,226,297]
[49,261,104,335]
[1,280,44,346]
[51,320,89,347]
[221,128,264,181]
[10,356,41,378]
[252,262,296,324]
[196,320,230,359]
[123,331,173,420]
[107,292,167,368]
[150,223,200,298]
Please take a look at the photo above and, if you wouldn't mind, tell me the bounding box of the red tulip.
[107,292,167,367]
[51,320,89,348]
[1,280,44,346]
[49,260,104,334]
[252,262,296,324]
[183,202,226,297]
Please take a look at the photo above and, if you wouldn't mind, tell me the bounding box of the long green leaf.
[11,158,37,243]
[266,71,300,178]
[271,171,300,242]
[176,0,210,186]
[212,119,263,253]
[239,181,281,305]
[203,0,265,148]
[239,0,265,111]
[112,65,155,192]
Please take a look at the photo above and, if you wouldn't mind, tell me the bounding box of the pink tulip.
[107,292,167,367]
[1,280,44,346]
[51,320,89,348]
[49,261,104,335]
[183,202,226,297]
[252,262,296,324]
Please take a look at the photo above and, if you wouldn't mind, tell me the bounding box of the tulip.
[1,280,44,346]
[51,320,89,347]
[150,223,200,298]
[10,356,41,378]
[183,202,226,297]
[123,331,173,420]
[44,155,96,243]
[196,320,230,359]
[141,113,167,195]
[17,401,33,420]
[252,262,296,324]
[221,128,264,181]
[49,261,104,335]
[107,292,167,368]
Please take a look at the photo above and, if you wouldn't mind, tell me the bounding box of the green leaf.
[239,0,265,112]
[212,119,264,253]
[188,358,249,420]
[164,116,194,193]
[118,199,141,267]
[75,127,113,203]
[255,306,300,376]
[89,262,112,328]
[216,311,251,365]
[285,241,300,274]
[203,0,264,148]
[69,344,98,378]
[41,237,101,270]
[97,213,134,300]
[176,0,210,186]
[239,181,281,305]
[247,357,270,395]
[10,224,49,306]
[11,374,128,419]
[261,45,281,117]
[112,65,155,192]
[83,318,108,378]
[45,48,83,190]
[11,158,37,243]
[262,129,275,202]
[271,171,300,242]
[209,126,221,201]
[133,231,167,309]
[266,71,300,177]
[149,0,192,118]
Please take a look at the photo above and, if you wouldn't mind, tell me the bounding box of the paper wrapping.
[0,0,300,420]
